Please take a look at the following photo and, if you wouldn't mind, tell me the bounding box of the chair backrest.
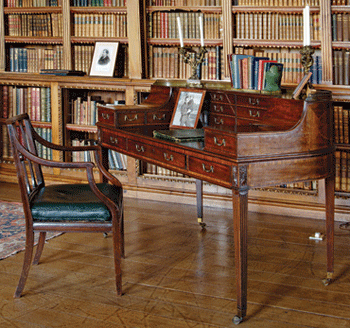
[7,114,45,207]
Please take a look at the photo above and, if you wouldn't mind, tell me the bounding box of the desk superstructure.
[97,81,335,324]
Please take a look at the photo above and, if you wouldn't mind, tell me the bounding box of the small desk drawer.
[153,147,186,168]
[147,111,172,124]
[117,112,145,126]
[188,156,232,183]
[100,130,127,150]
[204,129,237,154]
[236,94,269,109]
[209,114,236,127]
[236,107,266,121]
[98,107,115,126]
[210,103,235,116]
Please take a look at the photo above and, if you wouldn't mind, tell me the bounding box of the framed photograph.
[90,42,119,77]
[292,71,312,99]
[170,89,206,129]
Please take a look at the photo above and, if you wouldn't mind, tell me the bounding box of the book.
[153,129,204,143]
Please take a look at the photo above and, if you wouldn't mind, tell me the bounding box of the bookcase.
[1,0,350,222]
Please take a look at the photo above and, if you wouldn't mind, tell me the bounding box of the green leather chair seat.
[31,183,122,222]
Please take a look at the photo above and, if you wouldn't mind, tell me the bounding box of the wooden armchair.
[7,113,124,298]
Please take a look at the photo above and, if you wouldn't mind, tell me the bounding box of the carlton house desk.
[96,80,335,325]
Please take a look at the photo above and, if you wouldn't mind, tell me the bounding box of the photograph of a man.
[97,49,110,66]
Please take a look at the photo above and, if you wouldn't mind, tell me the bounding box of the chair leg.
[14,231,35,298]
[33,232,46,265]
[121,211,125,259]
[112,221,122,296]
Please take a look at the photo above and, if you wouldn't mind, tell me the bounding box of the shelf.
[5,36,63,44]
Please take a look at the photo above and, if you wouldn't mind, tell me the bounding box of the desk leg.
[323,174,335,286]
[232,188,248,325]
[196,179,205,228]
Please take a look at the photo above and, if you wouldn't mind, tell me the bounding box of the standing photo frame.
[170,88,206,129]
[90,42,119,77]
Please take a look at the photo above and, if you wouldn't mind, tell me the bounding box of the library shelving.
[1,0,350,221]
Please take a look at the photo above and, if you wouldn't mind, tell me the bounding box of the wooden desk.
[97,82,335,325]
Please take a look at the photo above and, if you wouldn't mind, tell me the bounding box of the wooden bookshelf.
[1,0,350,221]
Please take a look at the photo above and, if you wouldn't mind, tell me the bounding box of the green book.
[153,129,204,143]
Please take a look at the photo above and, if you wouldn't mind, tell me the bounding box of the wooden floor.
[1,182,350,327]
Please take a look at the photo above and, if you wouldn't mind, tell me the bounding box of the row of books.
[334,105,350,144]
[146,163,187,177]
[7,14,62,37]
[148,12,222,40]
[235,47,323,85]
[70,96,103,126]
[228,54,283,90]
[0,86,51,123]
[332,14,350,42]
[9,46,63,73]
[149,46,222,80]
[73,13,127,38]
[333,50,350,86]
[235,13,320,42]
[335,150,350,193]
[6,0,60,6]
[72,0,126,5]
[108,149,127,170]
[147,0,221,5]
[73,45,94,74]
[235,0,319,5]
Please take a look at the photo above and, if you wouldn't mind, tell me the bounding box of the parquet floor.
[1,182,350,327]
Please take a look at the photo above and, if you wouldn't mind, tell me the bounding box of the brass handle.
[202,164,214,173]
[153,114,166,121]
[214,137,226,147]
[163,153,174,161]
[213,94,223,101]
[214,118,223,125]
[124,114,138,122]
[102,113,110,120]
[213,105,223,113]
[248,97,260,105]
[249,110,260,118]
[110,137,118,144]
[135,144,144,152]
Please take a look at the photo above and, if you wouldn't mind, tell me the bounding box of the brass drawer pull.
[153,114,166,121]
[249,110,260,118]
[214,118,223,125]
[213,94,223,101]
[202,164,214,173]
[248,97,259,106]
[214,137,226,147]
[102,113,110,120]
[213,105,223,113]
[163,153,174,161]
[124,114,138,122]
[135,144,144,152]
[109,137,118,144]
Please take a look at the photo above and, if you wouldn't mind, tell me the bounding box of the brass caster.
[322,278,332,286]
[103,232,108,238]
[322,272,333,286]
[200,222,206,229]
[233,316,243,325]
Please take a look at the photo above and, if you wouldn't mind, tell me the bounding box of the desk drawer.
[236,94,268,109]
[236,107,266,121]
[153,147,186,168]
[209,114,236,127]
[188,156,232,183]
[210,103,235,116]
[147,111,172,124]
[117,112,145,126]
[204,129,237,154]
[98,107,115,126]
[100,129,127,151]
